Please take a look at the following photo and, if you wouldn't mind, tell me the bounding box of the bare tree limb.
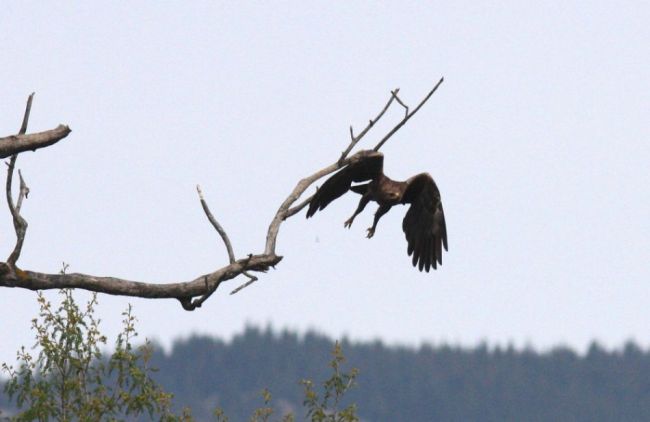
[6,93,34,268]
[0,125,71,158]
[264,154,356,256]
[0,254,281,296]
[0,80,443,309]
[195,185,263,298]
[177,185,246,309]
[6,168,29,268]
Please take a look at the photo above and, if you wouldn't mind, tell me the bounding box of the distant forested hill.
[147,327,650,421]
[3,326,650,421]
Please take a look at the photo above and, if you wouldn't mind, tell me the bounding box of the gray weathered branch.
[0,125,71,159]
[6,93,34,268]
[0,254,281,298]
[0,80,443,309]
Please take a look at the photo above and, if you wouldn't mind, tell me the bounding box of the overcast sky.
[1,2,648,364]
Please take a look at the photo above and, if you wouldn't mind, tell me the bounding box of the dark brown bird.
[306,151,448,272]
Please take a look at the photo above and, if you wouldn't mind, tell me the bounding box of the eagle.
[306,151,448,272]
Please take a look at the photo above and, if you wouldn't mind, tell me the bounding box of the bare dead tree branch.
[264,153,359,256]
[0,254,281,296]
[6,93,34,268]
[0,80,443,309]
[6,168,29,268]
[0,125,71,158]
[177,185,250,309]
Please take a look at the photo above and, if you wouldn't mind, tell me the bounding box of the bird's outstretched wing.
[401,173,447,272]
[306,151,383,218]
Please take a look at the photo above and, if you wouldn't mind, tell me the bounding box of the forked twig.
[195,187,261,299]
[338,88,400,164]
[392,89,409,117]
[374,77,444,151]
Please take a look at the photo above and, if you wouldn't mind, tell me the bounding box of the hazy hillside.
[3,326,650,421]
[148,327,650,421]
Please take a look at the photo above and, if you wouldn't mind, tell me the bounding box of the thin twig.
[229,272,258,295]
[18,93,34,135]
[197,185,235,264]
[374,77,444,151]
[338,88,399,164]
[391,89,409,117]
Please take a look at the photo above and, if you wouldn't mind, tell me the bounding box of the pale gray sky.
[1,2,649,363]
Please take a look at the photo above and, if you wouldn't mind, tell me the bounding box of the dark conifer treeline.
[146,326,650,421]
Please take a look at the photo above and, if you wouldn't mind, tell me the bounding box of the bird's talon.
[366,228,375,238]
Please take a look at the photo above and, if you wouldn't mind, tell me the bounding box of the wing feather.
[401,173,447,272]
[306,152,383,218]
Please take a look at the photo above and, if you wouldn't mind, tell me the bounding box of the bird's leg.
[344,194,371,228]
[367,205,391,238]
